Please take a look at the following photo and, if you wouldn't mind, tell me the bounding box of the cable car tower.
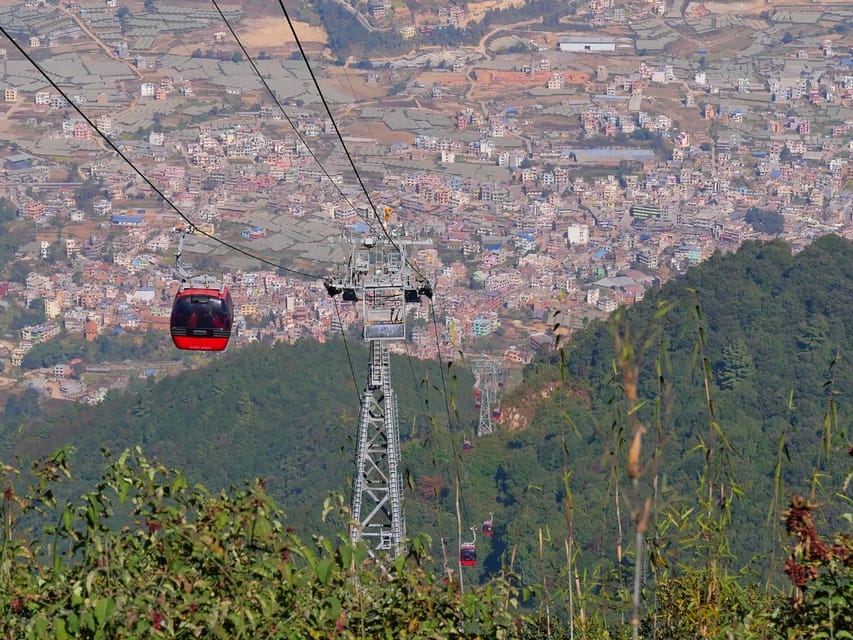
[470,357,504,437]
[325,229,432,558]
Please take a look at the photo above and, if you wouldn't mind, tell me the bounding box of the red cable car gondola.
[460,527,477,567]
[462,438,473,452]
[170,284,233,351]
[169,228,234,352]
[482,512,494,537]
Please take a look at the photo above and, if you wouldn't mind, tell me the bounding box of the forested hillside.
[517,235,853,574]
[2,236,852,637]
[3,339,476,533]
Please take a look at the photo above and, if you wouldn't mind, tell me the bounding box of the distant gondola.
[460,544,477,567]
[460,526,477,567]
[482,512,494,537]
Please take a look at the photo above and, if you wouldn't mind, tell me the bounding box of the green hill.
[3,338,477,535]
[2,236,852,622]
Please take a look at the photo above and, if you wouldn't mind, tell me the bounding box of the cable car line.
[428,298,480,579]
[210,1,460,543]
[206,0,374,229]
[207,2,441,425]
[271,0,380,219]
[272,0,433,288]
[0,24,324,283]
[331,296,361,397]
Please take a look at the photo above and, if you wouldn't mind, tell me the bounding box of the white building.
[557,35,616,52]
[567,224,590,246]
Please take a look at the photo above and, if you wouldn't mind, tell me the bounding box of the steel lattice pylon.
[471,357,504,437]
[325,235,431,558]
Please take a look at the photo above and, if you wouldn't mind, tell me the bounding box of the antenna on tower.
[325,233,432,559]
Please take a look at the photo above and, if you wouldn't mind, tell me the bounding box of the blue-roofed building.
[111,214,144,226]
[241,226,266,240]
[515,233,536,252]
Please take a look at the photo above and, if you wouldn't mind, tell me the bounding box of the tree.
[0,197,16,221]
[76,177,105,213]
[716,340,755,390]
[745,207,784,236]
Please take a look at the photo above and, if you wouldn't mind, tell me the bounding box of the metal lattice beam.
[471,357,504,437]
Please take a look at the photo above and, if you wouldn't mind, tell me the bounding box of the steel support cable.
[271,3,463,572]
[333,51,437,425]
[402,334,459,573]
[0,24,322,281]
[146,2,365,408]
[428,294,475,578]
[332,296,361,398]
[272,1,472,569]
[331,40,436,419]
[159,1,373,440]
[268,8,448,497]
[206,0,374,229]
[271,0,432,286]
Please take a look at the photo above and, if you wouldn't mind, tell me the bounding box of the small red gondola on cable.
[169,228,234,351]
[462,438,473,452]
[482,512,494,537]
[460,527,477,567]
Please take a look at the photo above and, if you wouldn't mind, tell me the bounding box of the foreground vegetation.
[1,447,850,638]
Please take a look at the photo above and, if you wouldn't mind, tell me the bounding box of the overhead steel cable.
[0,23,323,282]
[206,0,375,229]
[428,293,476,574]
[271,0,434,286]
[144,2,362,390]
